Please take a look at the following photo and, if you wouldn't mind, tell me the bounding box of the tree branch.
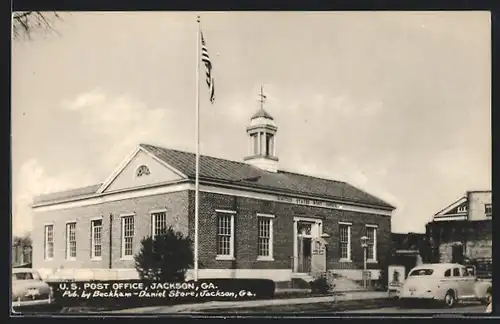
[12,11,61,39]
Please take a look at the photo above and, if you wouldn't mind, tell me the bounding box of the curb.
[196,298,398,313]
[329,298,398,312]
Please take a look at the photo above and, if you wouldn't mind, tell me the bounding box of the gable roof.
[433,195,467,218]
[33,143,396,210]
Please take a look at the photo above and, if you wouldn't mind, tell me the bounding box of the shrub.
[134,226,194,282]
[310,276,333,294]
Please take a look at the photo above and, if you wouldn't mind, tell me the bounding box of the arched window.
[136,165,150,178]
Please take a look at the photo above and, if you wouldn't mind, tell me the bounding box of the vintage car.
[485,302,492,313]
[12,268,54,309]
[398,263,492,307]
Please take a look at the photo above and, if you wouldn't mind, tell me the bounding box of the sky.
[11,11,491,236]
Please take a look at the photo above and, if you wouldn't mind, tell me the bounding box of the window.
[444,269,451,277]
[452,268,460,277]
[339,223,351,261]
[151,211,167,237]
[461,267,469,277]
[252,134,259,155]
[121,215,135,258]
[12,271,41,281]
[366,225,377,262]
[265,133,274,156]
[91,219,102,259]
[66,222,77,259]
[257,215,274,259]
[457,205,467,213]
[485,204,492,217]
[44,225,54,260]
[216,210,235,259]
[136,165,150,177]
[297,221,312,236]
[409,269,434,276]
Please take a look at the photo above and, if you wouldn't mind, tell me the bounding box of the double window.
[91,219,102,259]
[121,215,135,258]
[216,210,235,259]
[257,214,274,260]
[485,203,492,217]
[366,225,378,262]
[339,222,352,261]
[44,225,54,260]
[66,222,77,260]
[151,211,167,237]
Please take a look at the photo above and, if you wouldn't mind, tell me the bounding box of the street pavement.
[345,303,486,314]
[111,291,389,313]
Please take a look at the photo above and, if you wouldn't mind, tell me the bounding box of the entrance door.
[297,237,312,273]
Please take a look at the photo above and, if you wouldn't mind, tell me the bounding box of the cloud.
[61,89,191,170]
[13,89,187,236]
[12,159,97,235]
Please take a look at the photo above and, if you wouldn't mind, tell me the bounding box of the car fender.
[474,281,492,298]
[435,285,446,299]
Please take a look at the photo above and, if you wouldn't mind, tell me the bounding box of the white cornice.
[32,180,392,216]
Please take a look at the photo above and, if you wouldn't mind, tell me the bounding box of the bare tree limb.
[12,11,61,40]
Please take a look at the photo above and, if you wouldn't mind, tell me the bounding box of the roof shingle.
[251,108,274,120]
[140,144,394,209]
[32,183,103,205]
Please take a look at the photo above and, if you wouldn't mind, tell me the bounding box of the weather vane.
[258,85,267,110]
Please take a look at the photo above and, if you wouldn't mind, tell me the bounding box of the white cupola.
[243,86,279,172]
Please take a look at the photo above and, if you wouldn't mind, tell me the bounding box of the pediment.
[100,148,185,193]
[443,201,468,215]
[434,196,468,219]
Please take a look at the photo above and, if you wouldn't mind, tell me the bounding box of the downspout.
[109,213,113,269]
[464,192,471,258]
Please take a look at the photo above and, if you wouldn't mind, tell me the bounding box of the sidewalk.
[113,290,390,314]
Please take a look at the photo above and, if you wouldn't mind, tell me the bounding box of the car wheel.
[482,291,492,305]
[444,290,456,308]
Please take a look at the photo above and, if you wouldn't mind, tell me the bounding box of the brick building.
[31,107,395,284]
[426,191,492,264]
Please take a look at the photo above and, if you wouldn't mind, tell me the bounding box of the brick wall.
[323,210,391,270]
[189,191,391,272]
[428,219,492,262]
[32,189,391,276]
[32,191,190,272]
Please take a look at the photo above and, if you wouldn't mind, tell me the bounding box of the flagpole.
[194,15,201,282]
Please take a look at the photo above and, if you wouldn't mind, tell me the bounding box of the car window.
[453,268,460,277]
[445,269,451,277]
[12,272,40,280]
[409,269,434,276]
[461,268,469,276]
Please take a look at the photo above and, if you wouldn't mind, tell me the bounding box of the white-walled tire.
[444,290,456,308]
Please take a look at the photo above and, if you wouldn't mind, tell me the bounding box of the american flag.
[201,31,215,104]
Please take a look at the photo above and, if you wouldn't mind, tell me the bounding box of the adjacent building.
[389,232,427,277]
[31,104,396,285]
[12,238,32,268]
[426,190,492,264]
